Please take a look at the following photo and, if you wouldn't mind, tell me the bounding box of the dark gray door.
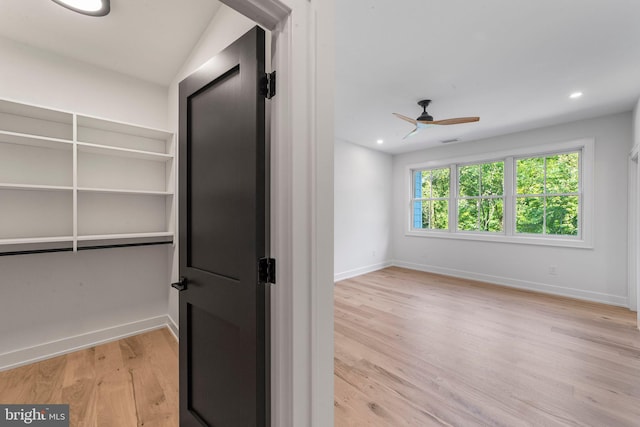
[177,26,269,427]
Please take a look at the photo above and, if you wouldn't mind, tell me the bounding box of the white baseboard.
[0,315,170,372]
[167,315,179,339]
[393,260,629,308]
[334,261,393,282]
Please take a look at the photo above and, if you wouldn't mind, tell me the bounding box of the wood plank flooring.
[334,267,640,427]
[2,269,639,426]
[0,328,178,427]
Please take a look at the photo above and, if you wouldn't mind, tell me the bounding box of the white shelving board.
[76,142,173,161]
[0,98,175,253]
[77,232,175,241]
[0,236,74,245]
[0,99,73,140]
[77,187,173,196]
[0,183,74,192]
[0,130,73,150]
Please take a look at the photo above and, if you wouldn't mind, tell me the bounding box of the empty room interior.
[0,0,639,427]
[333,0,640,426]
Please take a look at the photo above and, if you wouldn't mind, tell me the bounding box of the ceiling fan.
[393,100,479,139]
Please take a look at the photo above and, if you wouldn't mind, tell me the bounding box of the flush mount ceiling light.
[52,0,110,16]
[376,139,384,145]
[569,91,583,99]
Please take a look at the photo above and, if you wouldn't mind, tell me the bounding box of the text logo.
[0,405,69,427]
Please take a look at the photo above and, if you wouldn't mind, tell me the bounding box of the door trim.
[222,0,289,31]
[629,147,639,325]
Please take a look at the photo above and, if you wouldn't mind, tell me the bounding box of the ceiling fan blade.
[428,117,480,125]
[402,127,420,140]
[393,113,418,125]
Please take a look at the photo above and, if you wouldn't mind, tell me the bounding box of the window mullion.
[578,148,584,239]
[543,156,548,235]
[450,164,457,233]
[477,165,482,230]
[504,156,514,236]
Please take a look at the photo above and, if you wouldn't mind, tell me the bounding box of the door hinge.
[261,71,276,99]
[258,257,276,284]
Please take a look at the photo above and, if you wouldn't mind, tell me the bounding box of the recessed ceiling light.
[569,92,583,99]
[52,0,110,16]
[376,139,384,144]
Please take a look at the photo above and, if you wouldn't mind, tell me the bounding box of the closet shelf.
[0,183,73,192]
[77,187,173,196]
[0,99,73,126]
[77,232,174,241]
[0,98,175,254]
[0,233,174,246]
[0,236,74,245]
[77,115,173,141]
[0,185,171,195]
[0,130,73,150]
[77,141,173,161]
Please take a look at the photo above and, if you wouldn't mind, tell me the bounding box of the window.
[457,161,504,232]
[515,152,579,236]
[407,139,592,247]
[412,167,449,230]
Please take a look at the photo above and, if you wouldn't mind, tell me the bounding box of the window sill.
[404,230,593,249]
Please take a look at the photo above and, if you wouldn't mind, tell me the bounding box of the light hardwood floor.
[2,270,639,427]
[0,328,178,427]
[334,267,640,427]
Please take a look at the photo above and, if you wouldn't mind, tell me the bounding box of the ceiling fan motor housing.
[417,99,433,121]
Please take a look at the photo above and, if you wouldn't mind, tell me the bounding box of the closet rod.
[78,241,173,251]
[0,240,173,257]
[0,247,73,257]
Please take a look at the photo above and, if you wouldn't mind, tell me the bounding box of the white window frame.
[405,138,594,248]
[513,150,582,238]
[454,158,506,234]
[411,167,451,232]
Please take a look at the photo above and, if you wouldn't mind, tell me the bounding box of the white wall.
[0,247,169,366]
[392,112,633,307]
[165,4,256,329]
[0,37,171,369]
[334,139,392,280]
[0,37,167,128]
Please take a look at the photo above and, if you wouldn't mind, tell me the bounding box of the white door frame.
[630,146,639,327]
[219,1,334,426]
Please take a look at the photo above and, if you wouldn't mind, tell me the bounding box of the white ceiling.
[0,0,638,152]
[0,0,222,86]
[336,0,640,154]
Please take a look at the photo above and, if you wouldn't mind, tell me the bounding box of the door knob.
[171,276,187,291]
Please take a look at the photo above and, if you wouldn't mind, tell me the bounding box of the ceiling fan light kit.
[51,0,110,17]
[393,99,480,140]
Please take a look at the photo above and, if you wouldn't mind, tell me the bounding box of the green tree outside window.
[412,167,449,230]
[457,161,504,232]
[516,152,579,236]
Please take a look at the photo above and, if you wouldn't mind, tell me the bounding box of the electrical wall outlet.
[549,265,558,275]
